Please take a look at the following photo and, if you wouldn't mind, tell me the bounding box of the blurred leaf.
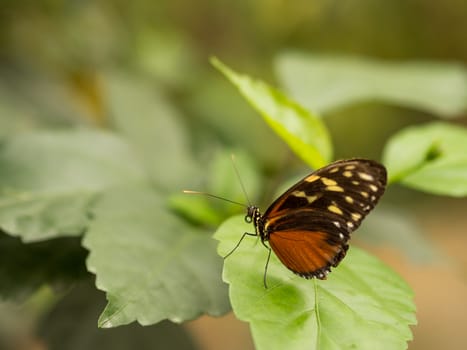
[207,149,262,213]
[171,148,262,226]
[104,72,199,191]
[83,185,230,328]
[214,215,416,350]
[0,69,93,128]
[185,75,287,166]
[383,122,467,196]
[136,29,199,89]
[39,281,198,350]
[0,78,76,137]
[168,193,223,227]
[276,52,467,117]
[0,233,88,300]
[0,129,146,241]
[358,206,441,263]
[0,98,41,138]
[212,57,332,169]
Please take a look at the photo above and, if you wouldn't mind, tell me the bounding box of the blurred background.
[1,1,467,349]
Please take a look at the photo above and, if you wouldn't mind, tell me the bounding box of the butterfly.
[224,158,387,287]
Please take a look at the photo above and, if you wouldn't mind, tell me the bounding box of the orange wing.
[268,229,348,279]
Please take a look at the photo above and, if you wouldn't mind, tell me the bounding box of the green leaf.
[0,73,85,133]
[211,57,332,169]
[185,76,287,165]
[104,72,200,190]
[83,185,230,327]
[168,193,223,227]
[276,52,467,116]
[0,129,146,241]
[207,149,262,213]
[170,148,262,226]
[214,215,416,350]
[383,122,467,196]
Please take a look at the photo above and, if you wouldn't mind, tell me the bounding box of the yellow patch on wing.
[321,177,337,186]
[305,174,320,183]
[328,204,343,215]
[292,191,318,204]
[326,185,344,192]
[358,172,374,181]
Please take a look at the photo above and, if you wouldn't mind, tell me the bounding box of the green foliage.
[0,130,146,241]
[214,216,416,350]
[83,185,229,327]
[276,52,467,117]
[383,122,467,196]
[212,57,333,169]
[170,148,262,226]
[0,73,232,327]
[5,54,467,350]
[104,72,199,191]
[1,2,467,349]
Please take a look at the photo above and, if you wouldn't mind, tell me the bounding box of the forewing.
[264,158,386,234]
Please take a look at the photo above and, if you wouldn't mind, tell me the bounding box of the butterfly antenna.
[182,190,248,208]
[230,154,252,206]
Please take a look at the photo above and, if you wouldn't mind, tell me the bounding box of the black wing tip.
[339,157,388,188]
[326,157,387,178]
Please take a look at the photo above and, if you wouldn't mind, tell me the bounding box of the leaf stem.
[313,279,321,349]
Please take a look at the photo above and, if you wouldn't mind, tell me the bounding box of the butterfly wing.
[262,159,387,279]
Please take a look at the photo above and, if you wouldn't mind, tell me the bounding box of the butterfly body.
[242,158,387,282]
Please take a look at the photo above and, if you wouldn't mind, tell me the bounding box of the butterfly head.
[245,206,265,239]
[245,205,259,223]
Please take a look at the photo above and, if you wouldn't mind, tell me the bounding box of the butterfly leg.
[223,232,257,259]
[263,247,272,289]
